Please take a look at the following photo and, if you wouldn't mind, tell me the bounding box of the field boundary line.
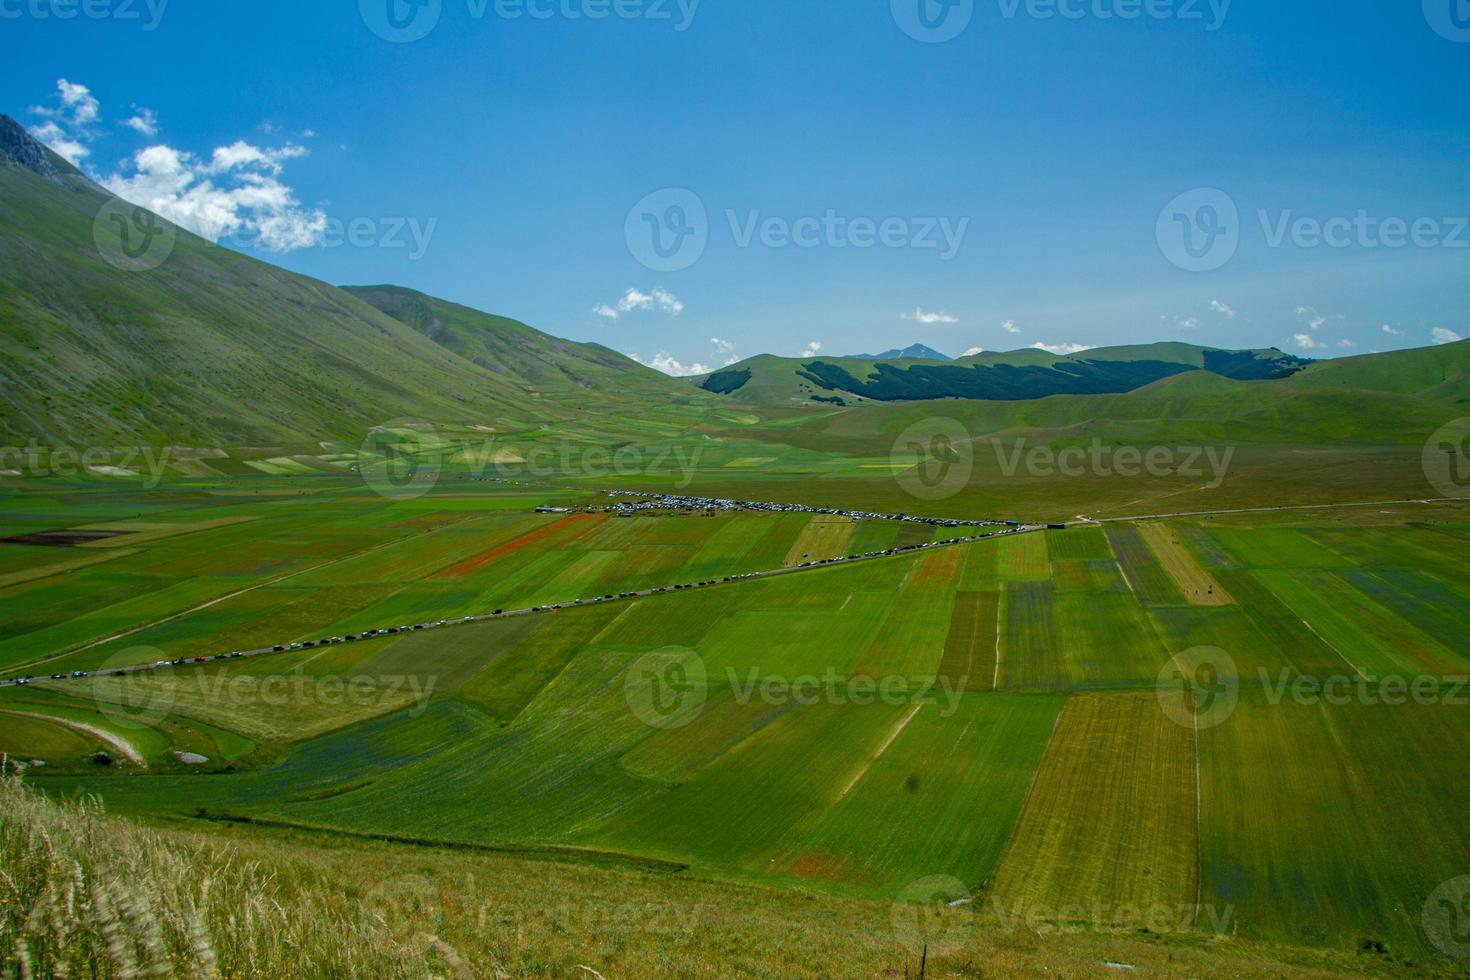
[982,697,1066,892]
[839,702,924,799]
[1190,688,1203,931]
[1292,614,1371,682]
[1099,497,1461,524]
[0,708,146,765]
[992,585,1005,691]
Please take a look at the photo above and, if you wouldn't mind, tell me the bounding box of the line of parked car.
[0,514,1045,689]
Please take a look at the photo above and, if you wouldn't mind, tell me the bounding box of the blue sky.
[4,0,1468,371]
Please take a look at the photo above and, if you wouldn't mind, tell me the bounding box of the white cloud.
[628,352,711,377]
[1174,316,1199,331]
[28,78,101,162]
[961,346,985,357]
[1031,341,1093,356]
[1338,339,1356,348]
[124,107,159,138]
[1001,320,1020,334]
[31,78,99,126]
[902,307,959,325]
[103,138,327,253]
[799,341,823,358]
[1295,306,1330,331]
[1209,299,1237,319]
[1432,327,1463,346]
[711,337,734,354]
[597,288,684,319]
[26,79,326,254]
[1292,334,1320,351]
[29,121,88,164]
[1382,324,1403,337]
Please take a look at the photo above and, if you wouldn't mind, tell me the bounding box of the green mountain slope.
[0,116,683,448]
[1287,339,1470,407]
[344,285,688,406]
[697,344,1310,405]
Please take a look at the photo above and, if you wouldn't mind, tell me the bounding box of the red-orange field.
[433,514,604,579]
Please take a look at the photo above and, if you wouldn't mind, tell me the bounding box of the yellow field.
[1140,523,1234,606]
[985,693,1199,928]
[782,515,858,567]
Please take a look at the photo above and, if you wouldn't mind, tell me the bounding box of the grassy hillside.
[345,285,692,407]
[0,117,688,450]
[1288,339,1470,407]
[700,344,1311,405]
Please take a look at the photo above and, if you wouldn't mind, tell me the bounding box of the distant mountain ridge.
[697,344,1313,404]
[850,343,952,362]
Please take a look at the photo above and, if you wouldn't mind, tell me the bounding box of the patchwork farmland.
[5,478,1470,967]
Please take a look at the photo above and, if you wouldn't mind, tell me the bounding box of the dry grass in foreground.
[1,776,1462,978]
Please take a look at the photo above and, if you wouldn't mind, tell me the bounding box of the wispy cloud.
[1432,327,1463,346]
[594,287,684,319]
[799,341,823,358]
[1031,341,1093,356]
[27,78,100,162]
[1292,333,1320,351]
[961,346,985,356]
[902,307,959,325]
[1209,299,1237,319]
[1001,320,1020,334]
[1295,305,1332,331]
[1382,324,1403,337]
[124,107,159,138]
[627,352,711,377]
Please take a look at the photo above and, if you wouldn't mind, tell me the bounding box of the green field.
[5,478,1470,966]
